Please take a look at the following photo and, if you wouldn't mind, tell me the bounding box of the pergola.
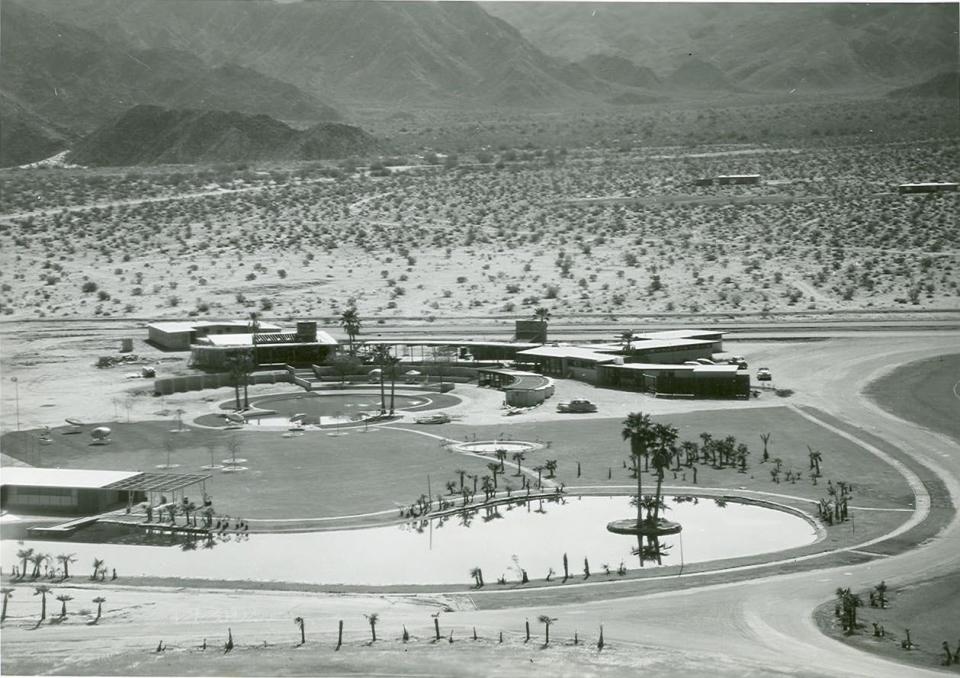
[104,472,211,507]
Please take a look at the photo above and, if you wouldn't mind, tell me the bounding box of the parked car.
[695,358,716,365]
[557,399,598,413]
[415,413,451,424]
[757,367,772,381]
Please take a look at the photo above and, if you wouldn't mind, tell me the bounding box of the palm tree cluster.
[622,413,752,529]
[818,479,853,525]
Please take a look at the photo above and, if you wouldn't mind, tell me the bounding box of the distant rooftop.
[147,320,282,333]
[517,346,619,362]
[198,330,337,347]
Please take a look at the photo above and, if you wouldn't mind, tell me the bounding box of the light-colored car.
[757,367,772,381]
[557,399,598,413]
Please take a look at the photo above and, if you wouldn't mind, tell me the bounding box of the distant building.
[147,320,281,351]
[190,321,337,369]
[515,320,547,343]
[897,182,958,194]
[695,174,761,187]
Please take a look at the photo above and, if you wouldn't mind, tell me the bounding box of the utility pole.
[10,377,20,431]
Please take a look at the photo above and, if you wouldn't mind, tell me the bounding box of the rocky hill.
[69,105,379,167]
[0,1,341,165]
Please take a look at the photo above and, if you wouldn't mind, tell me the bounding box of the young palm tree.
[538,615,557,645]
[364,613,379,642]
[339,308,361,355]
[34,585,52,621]
[620,330,634,353]
[808,447,823,476]
[56,594,72,617]
[544,459,558,478]
[91,558,104,581]
[29,552,48,579]
[622,412,657,527]
[56,553,77,580]
[16,547,34,579]
[760,432,772,462]
[486,462,500,488]
[294,616,305,645]
[1,587,13,622]
[512,451,525,476]
[371,345,390,414]
[92,596,106,623]
[469,567,484,588]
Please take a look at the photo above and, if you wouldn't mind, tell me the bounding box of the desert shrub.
[81,281,98,293]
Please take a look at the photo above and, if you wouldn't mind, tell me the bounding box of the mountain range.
[483,2,959,92]
[3,1,956,167]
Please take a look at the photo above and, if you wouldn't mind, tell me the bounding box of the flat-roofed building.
[1,468,209,515]
[598,362,749,399]
[897,182,958,194]
[190,323,338,369]
[516,346,619,383]
[148,320,282,351]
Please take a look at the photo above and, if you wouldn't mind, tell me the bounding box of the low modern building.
[897,182,958,194]
[148,320,282,351]
[190,321,338,369]
[695,174,761,187]
[478,368,555,407]
[598,363,749,398]
[1,468,210,516]
[515,346,620,383]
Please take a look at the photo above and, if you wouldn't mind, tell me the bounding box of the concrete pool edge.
[190,388,464,430]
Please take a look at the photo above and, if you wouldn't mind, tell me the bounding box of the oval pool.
[1,496,817,586]
[248,392,433,424]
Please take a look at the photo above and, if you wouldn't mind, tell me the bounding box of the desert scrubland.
[2,114,957,325]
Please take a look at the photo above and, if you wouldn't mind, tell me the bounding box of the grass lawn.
[0,405,913,524]
[814,571,960,673]
[437,405,915,510]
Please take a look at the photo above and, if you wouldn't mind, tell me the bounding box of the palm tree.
[364,613,379,642]
[371,345,390,414]
[469,567,484,588]
[56,594,72,618]
[91,558,104,581]
[1,587,13,622]
[339,308,361,355]
[495,449,508,472]
[486,462,500,488]
[650,423,678,522]
[874,581,887,609]
[512,451,525,476]
[808,447,823,476]
[34,585,51,621]
[760,432,772,462]
[385,356,401,415]
[538,615,557,645]
[533,307,551,325]
[92,596,106,623]
[544,459,558,478]
[622,412,657,527]
[29,552,48,579]
[620,330,634,353]
[16,547,34,579]
[294,616,305,645]
[56,553,77,580]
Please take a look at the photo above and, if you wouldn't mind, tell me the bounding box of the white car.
[757,367,772,381]
[557,399,598,413]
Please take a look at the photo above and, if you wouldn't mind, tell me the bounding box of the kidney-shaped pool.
[2,496,818,586]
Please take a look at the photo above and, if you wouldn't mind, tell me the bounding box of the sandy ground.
[2,326,960,675]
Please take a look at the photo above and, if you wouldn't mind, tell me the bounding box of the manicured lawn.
[0,405,913,521]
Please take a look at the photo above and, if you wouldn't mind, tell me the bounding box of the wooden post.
[336,620,343,651]
[434,617,440,641]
